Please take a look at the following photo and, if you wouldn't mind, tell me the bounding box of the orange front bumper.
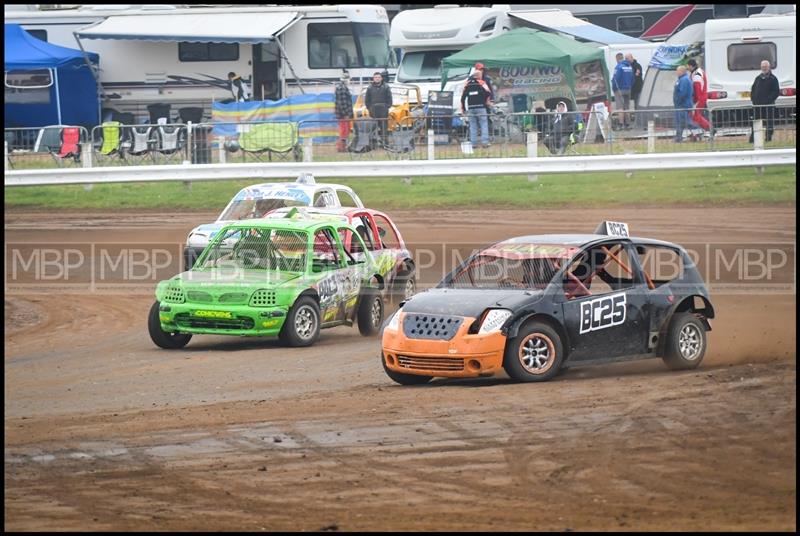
[382,313,507,378]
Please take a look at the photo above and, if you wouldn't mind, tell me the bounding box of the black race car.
[381,221,714,384]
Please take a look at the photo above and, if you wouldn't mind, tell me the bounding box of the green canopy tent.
[441,27,611,109]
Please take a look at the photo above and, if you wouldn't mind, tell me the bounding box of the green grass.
[4,165,795,211]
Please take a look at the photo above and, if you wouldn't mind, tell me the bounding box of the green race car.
[148,217,385,349]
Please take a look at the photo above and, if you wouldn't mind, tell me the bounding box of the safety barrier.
[5,149,794,187]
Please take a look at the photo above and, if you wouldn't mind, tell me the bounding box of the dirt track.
[4,207,796,531]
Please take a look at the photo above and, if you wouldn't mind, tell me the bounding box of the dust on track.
[4,207,796,531]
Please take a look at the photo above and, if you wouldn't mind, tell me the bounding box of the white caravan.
[703,13,795,110]
[390,4,513,107]
[5,4,396,117]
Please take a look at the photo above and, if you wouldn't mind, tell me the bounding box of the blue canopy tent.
[4,23,100,128]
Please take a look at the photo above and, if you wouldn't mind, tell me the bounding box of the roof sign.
[595,221,630,238]
[296,172,316,185]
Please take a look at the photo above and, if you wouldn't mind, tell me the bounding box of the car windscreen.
[397,50,470,83]
[220,198,309,221]
[446,252,563,290]
[197,227,308,272]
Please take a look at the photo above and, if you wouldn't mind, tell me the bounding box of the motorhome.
[390,4,513,106]
[4,4,397,118]
[511,4,770,40]
[637,12,796,114]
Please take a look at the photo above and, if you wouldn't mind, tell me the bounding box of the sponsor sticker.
[193,310,233,319]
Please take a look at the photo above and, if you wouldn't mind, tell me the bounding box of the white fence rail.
[4,149,795,187]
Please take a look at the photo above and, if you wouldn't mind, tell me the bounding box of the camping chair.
[237,122,301,162]
[348,119,381,153]
[97,121,124,160]
[148,103,172,124]
[49,127,81,166]
[152,117,185,161]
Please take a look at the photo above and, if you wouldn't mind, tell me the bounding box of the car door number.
[579,292,626,334]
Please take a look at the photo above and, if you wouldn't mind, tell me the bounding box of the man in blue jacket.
[612,52,634,129]
[673,65,695,143]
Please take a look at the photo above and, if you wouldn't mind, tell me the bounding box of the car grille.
[250,289,277,307]
[186,290,213,303]
[175,313,255,330]
[218,292,249,304]
[162,286,185,304]
[402,314,463,340]
[397,355,464,372]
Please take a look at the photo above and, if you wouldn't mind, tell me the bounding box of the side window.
[563,243,636,299]
[335,189,360,207]
[27,29,48,42]
[313,190,336,207]
[178,42,239,62]
[373,215,400,249]
[308,23,358,69]
[354,215,378,251]
[616,16,644,34]
[634,245,684,288]
[312,228,341,271]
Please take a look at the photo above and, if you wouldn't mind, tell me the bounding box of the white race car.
[183,174,364,269]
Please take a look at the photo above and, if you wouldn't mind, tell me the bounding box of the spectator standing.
[612,53,634,128]
[227,71,250,102]
[334,70,354,152]
[460,69,493,148]
[687,59,710,136]
[628,53,644,109]
[749,59,780,143]
[473,62,495,103]
[672,65,694,142]
[365,71,393,144]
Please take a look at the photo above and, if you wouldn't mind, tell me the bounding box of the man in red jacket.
[687,59,710,137]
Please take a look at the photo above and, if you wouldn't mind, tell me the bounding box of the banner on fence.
[211,93,338,141]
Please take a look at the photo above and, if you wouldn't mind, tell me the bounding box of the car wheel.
[148,301,192,349]
[279,296,320,347]
[662,313,707,370]
[381,353,431,385]
[358,289,383,336]
[393,269,416,302]
[503,321,563,382]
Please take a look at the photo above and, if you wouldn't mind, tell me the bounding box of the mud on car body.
[150,218,384,349]
[183,173,364,269]
[381,221,715,385]
[267,206,416,303]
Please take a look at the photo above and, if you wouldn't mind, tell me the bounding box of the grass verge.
[4,165,795,212]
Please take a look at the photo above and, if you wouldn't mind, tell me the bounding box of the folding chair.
[97,121,124,160]
[153,117,184,161]
[238,122,301,162]
[49,127,81,166]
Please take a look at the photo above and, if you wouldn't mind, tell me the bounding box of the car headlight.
[479,309,512,334]
[386,310,401,331]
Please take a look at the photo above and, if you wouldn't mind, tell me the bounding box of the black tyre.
[392,269,416,303]
[279,296,321,347]
[382,354,432,385]
[662,313,707,370]
[148,301,192,349]
[358,289,383,336]
[503,321,564,382]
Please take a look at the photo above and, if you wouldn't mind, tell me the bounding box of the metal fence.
[5,104,794,171]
